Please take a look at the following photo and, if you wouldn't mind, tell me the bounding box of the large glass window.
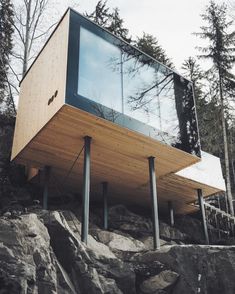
[78,27,180,141]
[78,27,122,113]
[75,23,200,156]
[122,51,179,141]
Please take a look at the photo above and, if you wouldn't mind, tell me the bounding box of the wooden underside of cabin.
[13,104,221,215]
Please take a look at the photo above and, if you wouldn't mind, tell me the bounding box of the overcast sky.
[59,0,235,74]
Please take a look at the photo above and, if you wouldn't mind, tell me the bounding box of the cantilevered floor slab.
[172,151,226,214]
[12,105,224,215]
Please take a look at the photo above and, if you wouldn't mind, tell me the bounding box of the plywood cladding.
[11,10,70,160]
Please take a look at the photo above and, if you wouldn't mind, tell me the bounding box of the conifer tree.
[195,1,235,215]
[87,1,173,68]
[86,1,130,42]
[181,57,221,156]
[135,33,173,68]
[0,0,15,115]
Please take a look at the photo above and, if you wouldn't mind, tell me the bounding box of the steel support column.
[214,213,221,239]
[102,182,108,230]
[197,189,209,245]
[168,201,174,227]
[148,156,160,250]
[233,220,235,237]
[81,136,92,245]
[43,166,51,210]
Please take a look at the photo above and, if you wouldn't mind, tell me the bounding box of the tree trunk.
[22,0,31,76]
[219,74,234,215]
[230,132,235,187]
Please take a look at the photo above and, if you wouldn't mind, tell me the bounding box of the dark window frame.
[65,9,201,157]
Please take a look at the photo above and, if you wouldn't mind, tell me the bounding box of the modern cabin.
[11,8,225,248]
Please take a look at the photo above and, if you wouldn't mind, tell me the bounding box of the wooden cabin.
[11,8,225,247]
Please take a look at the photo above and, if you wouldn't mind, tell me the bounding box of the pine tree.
[86,1,130,42]
[108,8,130,42]
[135,33,173,68]
[0,0,15,115]
[87,2,173,68]
[181,57,221,155]
[85,0,111,27]
[195,0,235,215]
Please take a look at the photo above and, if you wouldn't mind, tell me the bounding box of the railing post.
[81,136,91,244]
[102,182,108,230]
[197,189,209,245]
[148,156,160,250]
[43,166,51,210]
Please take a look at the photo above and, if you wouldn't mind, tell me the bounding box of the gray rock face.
[90,228,146,252]
[159,222,188,243]
[108,205,152,238]
[0,206,235,294]
[108,205,188,244]
[175,215,204,243]
[140,270,179,293]
[41,210,136,294]
[133,245,235,294]
[0,213,75,293]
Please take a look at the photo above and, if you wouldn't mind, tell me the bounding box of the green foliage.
[85,1,130,42]
[195,0,235,104]
[194,0,235,152]
[86,1,173,68]
[135,33,174,69]
[182,57,223,157]
[194,1,235,210]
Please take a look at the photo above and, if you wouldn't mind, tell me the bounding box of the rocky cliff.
[1,115,235,294]
[0,205,235,294]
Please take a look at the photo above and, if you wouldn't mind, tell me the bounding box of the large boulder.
[40,210,136,294]
[175,215,204,243]
[140,270,179,294]
[108,205,152,238]
[108,205,189,244]
[133,244,235,294]
[0,213,76,293]
[159,222,188,243]
[90,228,146,252]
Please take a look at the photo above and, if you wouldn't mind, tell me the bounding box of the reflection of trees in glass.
[118,43,174,112]
[126,70,173,112]
[78,25,200,155]
[173,74,201,156]
[91,102,120,123]
[119,44,176,136]
[115,43,200,155]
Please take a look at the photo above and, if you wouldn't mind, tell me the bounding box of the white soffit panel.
[176,151,226,191]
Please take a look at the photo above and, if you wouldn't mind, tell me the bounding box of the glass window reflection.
[122,51,179,144]
[76,24,200,156]
[78,27,122,113]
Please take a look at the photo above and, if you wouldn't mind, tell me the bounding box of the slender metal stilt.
[148,156,160,250]
[43,166,51,210]
[168,201,174,227]
[197,189,209,245]
[81,136,92,244]
[233,220,235,237]
[214,213,221,239]
[102,182,108,230]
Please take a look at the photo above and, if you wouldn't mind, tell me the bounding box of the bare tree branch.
[33,21,57,41]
